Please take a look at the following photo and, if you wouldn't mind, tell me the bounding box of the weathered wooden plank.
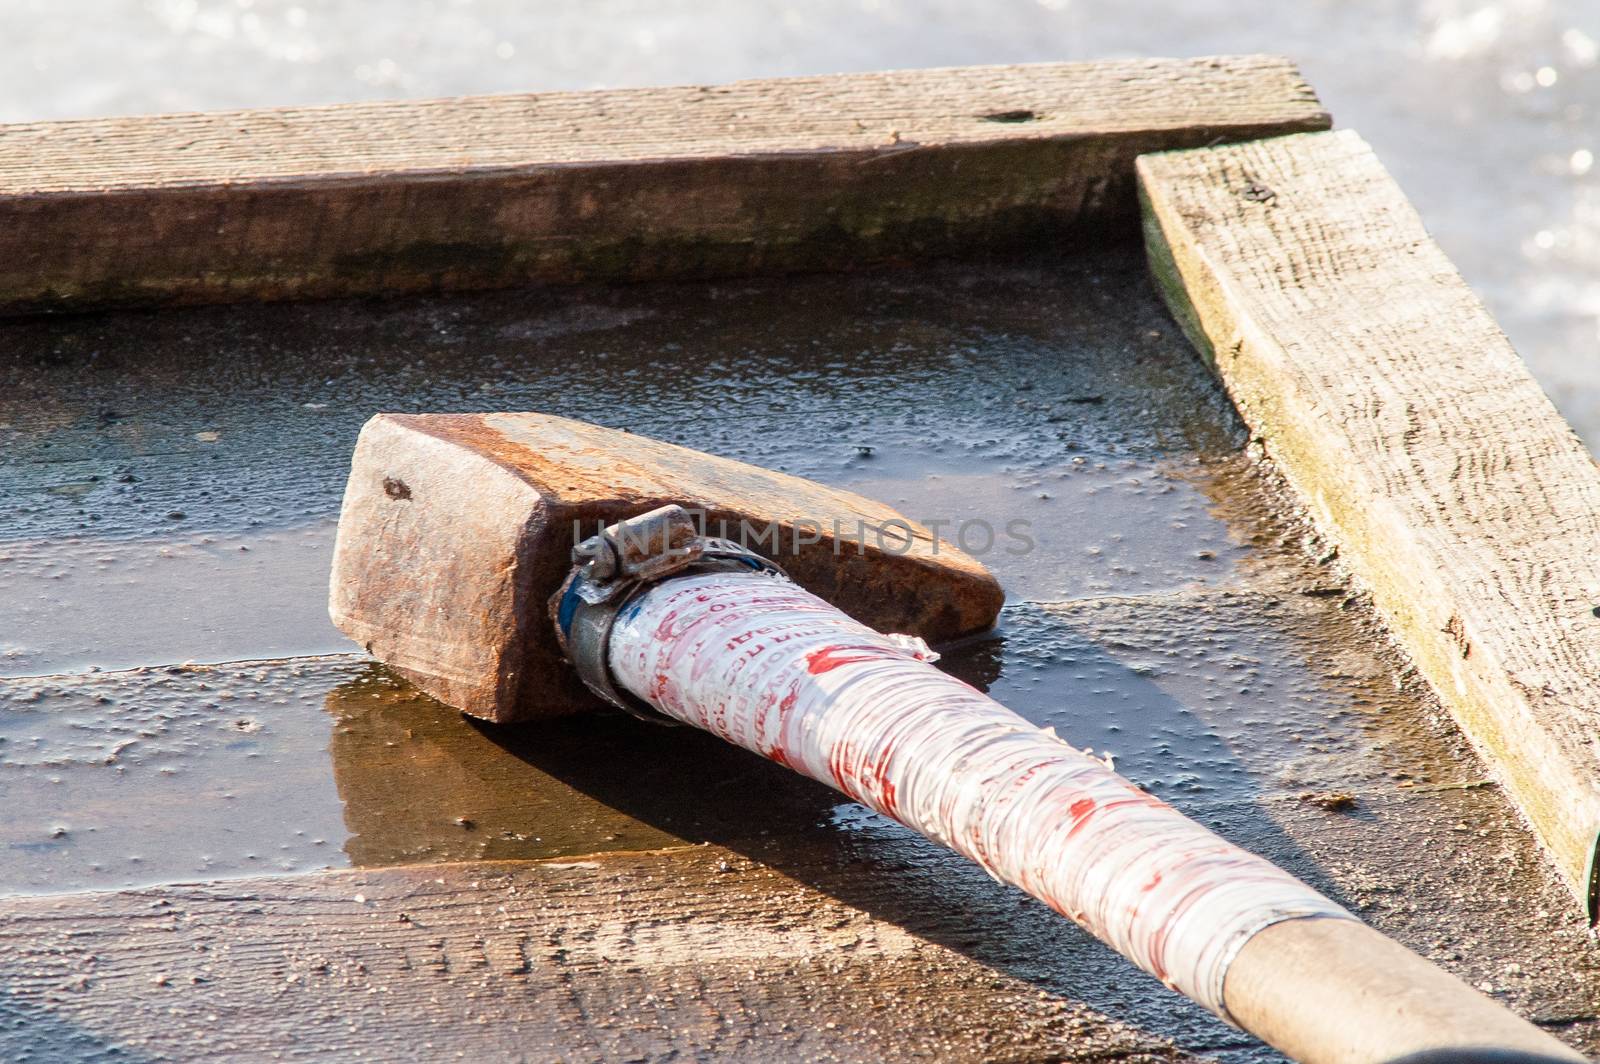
[0,56,1328,312]
[3,778,1597,1061]
[1137,128,1600,916]
[0,848,1195,1063]
[330,412,1003,722]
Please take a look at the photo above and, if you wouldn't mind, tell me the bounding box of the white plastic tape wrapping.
[608,570,1352,1021]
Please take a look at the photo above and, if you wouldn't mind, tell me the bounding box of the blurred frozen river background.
[4,0,1595,449]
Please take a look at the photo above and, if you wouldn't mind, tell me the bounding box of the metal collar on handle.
[552,504,788,722]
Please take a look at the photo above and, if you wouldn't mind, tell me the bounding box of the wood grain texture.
[1226,918,1584,1063]
[1138,129,1600,915]
[329,412,1004,723]
[8,590,1600,1058]
[0,849,1191,1063]
[0,56,1328,312]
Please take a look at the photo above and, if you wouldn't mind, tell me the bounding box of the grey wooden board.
[0,56,1328,311]
[0,57,1325,191]
[1139,128,1600,914]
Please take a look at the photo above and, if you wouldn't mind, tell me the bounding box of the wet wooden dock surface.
[3,253,1597,1060]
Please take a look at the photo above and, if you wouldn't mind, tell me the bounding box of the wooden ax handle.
[1226,917,1584,1063]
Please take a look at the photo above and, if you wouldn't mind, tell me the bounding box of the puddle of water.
[326,665,841,868]
[0,656,842,895]
[845,464,1243,602]
[0,659,351,894]
[0,581,1434,898]
[0,525,343,677]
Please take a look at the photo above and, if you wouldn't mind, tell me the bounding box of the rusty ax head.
[328,412,1004,723]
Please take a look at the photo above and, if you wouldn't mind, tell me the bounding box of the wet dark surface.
[0,658,350,893]
[2,247,1263,890]
[1,252,1245,675]
[1,250,1597,1058]
[0,583,1405,896]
